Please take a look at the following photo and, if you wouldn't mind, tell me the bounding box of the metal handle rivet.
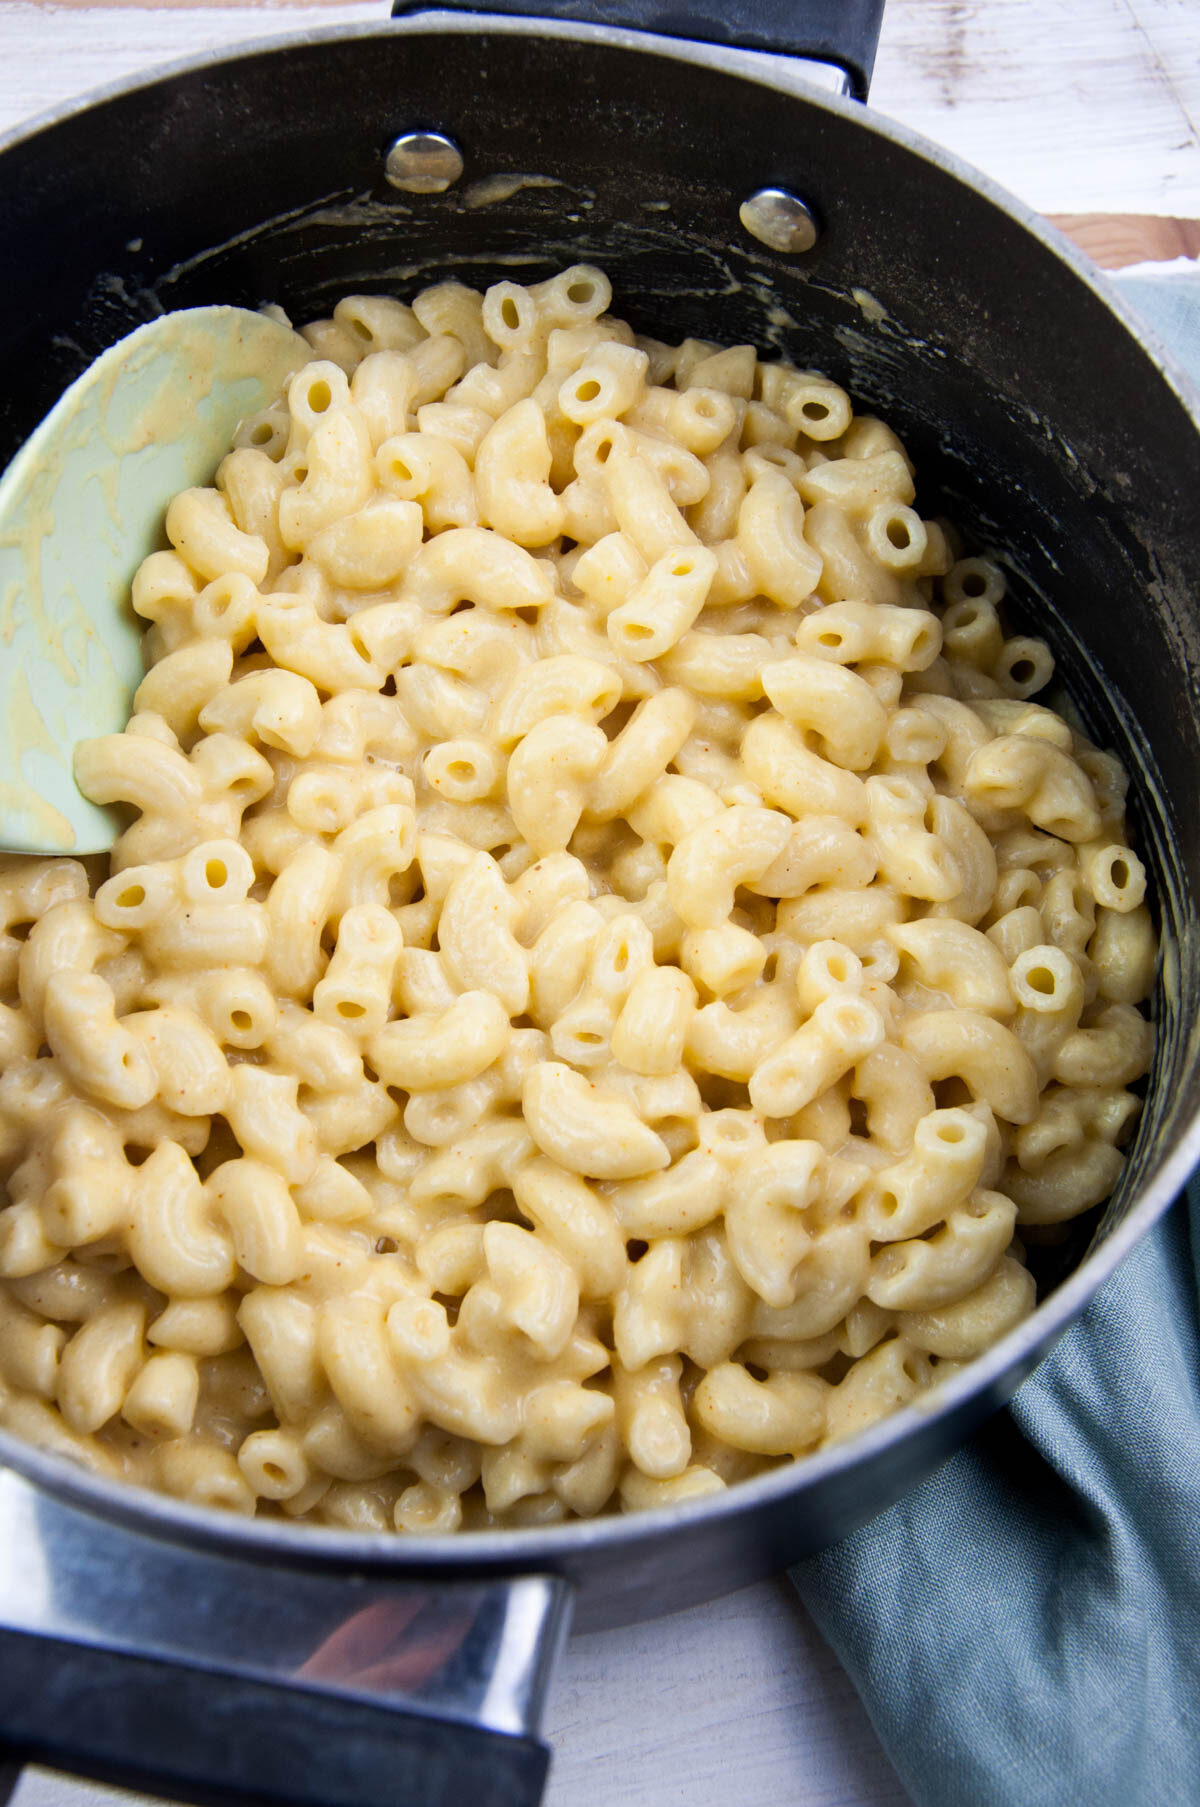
[739,188,819,254]
[385,131,465,194]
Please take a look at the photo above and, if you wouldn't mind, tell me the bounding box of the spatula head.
[0,306,307,856]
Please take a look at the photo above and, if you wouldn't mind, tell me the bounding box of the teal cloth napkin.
[791,270,1200,1807]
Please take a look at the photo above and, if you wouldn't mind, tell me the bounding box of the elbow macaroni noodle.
[0,267,1157,1531]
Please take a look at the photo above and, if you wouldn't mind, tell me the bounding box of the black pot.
[1,6,1199,1804]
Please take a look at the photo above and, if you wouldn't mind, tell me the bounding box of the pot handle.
[389,0,886,98]
[0,1465,573,1807]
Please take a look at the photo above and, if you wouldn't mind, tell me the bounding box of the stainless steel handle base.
[0,1628,554,1807]
[0,1468,573,1807]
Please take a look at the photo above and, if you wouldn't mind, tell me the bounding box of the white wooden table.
[1,4,1197,1804]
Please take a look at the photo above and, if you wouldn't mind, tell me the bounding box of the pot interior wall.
[1,23,1198,1610]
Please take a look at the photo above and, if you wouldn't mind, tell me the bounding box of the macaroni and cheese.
[0,268,1156,1533]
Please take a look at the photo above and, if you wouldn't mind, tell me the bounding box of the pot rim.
[1,7,1198,1572]
[3,11,1198,424]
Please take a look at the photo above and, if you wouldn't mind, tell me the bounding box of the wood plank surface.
[870,0,1200,215]
[1050,213,1200,268]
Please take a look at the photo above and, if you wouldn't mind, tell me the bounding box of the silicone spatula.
[0,306,308,855]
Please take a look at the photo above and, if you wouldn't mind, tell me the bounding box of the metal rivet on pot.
[385,132,464,194]
[738,188,819,254]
